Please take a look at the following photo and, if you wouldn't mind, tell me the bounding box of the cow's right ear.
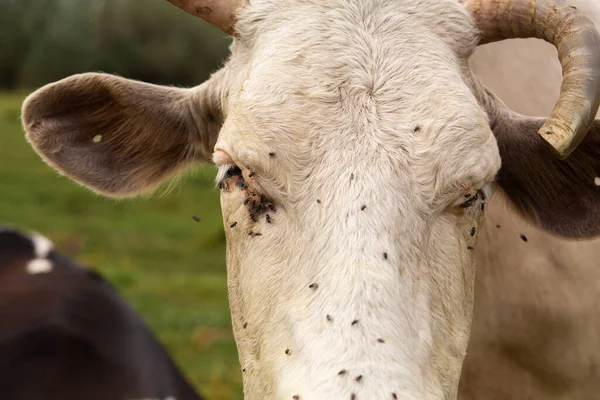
[491,110,600,239]
[22,72,225,198]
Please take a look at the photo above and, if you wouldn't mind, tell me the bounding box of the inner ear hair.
[22,72,226,198]
[483,89,600,238]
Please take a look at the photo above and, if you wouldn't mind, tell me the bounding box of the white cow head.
[20,0,600,398]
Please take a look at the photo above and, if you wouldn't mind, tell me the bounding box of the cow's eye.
[225,165,242,178]
[216,164,244,190]
[460,189,486,209]
[460,193,478,208]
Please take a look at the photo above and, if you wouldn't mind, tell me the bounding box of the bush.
[0,0,231,89]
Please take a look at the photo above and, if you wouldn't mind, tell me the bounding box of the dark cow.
[0,227,203,400]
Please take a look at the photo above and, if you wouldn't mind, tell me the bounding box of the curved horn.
[462,0,600,159]
[167,0,244,34]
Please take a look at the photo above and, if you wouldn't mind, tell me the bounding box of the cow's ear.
[22,72,225,198]
[493,112,600,238]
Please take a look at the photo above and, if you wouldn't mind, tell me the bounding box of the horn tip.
[538,125,576,160]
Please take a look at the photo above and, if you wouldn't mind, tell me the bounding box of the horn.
[167,0,244,34]
[462,0,600,159]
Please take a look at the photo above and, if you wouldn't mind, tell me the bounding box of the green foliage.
[0,92,242,399]
[0,2,236,395]
[0,0,231,89]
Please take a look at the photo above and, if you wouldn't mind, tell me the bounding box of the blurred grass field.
[0,92,242,399]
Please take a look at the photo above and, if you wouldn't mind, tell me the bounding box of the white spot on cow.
[30,233,54,258]
[595,176,600,186]
[26,258,53,274]
[93,134,103,143]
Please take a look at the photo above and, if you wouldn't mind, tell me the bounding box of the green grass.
[0,92,242,399]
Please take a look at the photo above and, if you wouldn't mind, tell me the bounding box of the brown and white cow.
[19,0,600,399]
[0,227,203,400]
[459,2,600,399]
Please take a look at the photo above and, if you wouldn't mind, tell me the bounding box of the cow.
[0,227,204,400]
[18,0,600,399]
[458,2,600,399]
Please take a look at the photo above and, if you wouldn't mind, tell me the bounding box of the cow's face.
[213,3,500,396]
[20,0,600,398]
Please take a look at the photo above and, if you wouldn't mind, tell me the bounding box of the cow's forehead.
[226,0,485,130]
[233,0,481,58]
[218,0,499,201]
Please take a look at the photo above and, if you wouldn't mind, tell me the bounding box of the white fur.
[30,233,53,258]
[213,0,500,398]
[26,258,53,275]
[595,177,600,186]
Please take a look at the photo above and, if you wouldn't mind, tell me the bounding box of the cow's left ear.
[22,72,226,198]
[492,110,600,238]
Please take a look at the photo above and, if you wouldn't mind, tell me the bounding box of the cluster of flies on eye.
[192,152,278,236]
[188,148,532,399]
